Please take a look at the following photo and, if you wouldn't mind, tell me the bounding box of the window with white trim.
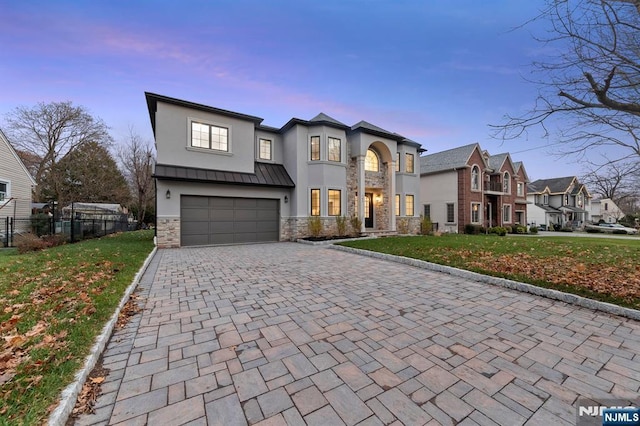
[191,121,228,151]
[405,153,414,173]
[0,182,7,201]
[395,152,400,172]
[328,137,341,162]
[259,138,272,160]
[471,165,480,191]
[310,136,320,161]
[365,149,379,171]
[395,194,400,216]
[503,204,512,223]
[503,172,510,193]
[471,202,481,223]
[310,189,320,216]
[328,189,341,216]
[405,195,414,216]
[517,182,524,197]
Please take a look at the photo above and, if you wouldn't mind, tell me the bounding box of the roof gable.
[0,128,37,186]
[528,176,577,194]
[420,143,483,175]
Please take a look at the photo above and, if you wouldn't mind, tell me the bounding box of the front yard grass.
[339,234,640,310]
[0,230,154,425]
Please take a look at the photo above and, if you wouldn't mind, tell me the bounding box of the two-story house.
[590,198,625,224]
[146,93,423,247]
[527,176,591,229]
[0,128,36,230]
[419,143,529,233]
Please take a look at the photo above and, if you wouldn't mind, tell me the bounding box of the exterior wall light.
[166,189,171,199]
[284,195,289,203]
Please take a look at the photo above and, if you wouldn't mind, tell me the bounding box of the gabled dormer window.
[543,194,549,205]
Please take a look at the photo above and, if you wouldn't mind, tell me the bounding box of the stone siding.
[156,218,180,248]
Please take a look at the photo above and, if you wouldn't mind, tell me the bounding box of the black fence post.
[3,217,7,247]
[9,217,13,247]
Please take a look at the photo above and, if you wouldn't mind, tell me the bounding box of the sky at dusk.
[1,0,582,180]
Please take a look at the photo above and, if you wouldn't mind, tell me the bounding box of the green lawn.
[0,230,155,425]
[339,234,640,310]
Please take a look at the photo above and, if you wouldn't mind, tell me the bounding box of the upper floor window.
[0,182,7,201]
[310,136,320,161]
[517,182,524,197]
[543,194,549,205]
[604,202,609,211]
[191,122,228,151]
[259,138,272,160]
[405,195,414,216]
[577,193,583,208]
[365,149,379,171]
[564,194,569,205]
[405,153,414,173]
[503,172,510,193]
[328,137,341,162]
[471,165,480,190]
[328,189,341,216]
[395,152,400,172]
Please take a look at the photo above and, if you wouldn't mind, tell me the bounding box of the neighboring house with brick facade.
[146,93,423,247]
[0,128,36,228]
[527,176,591,229]
[419,143,528,233]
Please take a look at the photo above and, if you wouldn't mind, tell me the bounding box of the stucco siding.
[420,171,457,230]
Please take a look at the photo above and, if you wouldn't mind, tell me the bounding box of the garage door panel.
[181,195,280,246]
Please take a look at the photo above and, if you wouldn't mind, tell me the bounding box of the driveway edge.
[331,244,640,321]
[47,246,158,426]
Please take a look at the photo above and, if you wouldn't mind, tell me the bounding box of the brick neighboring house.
[419,143,529,233]
[146,93,423,247]
[527,176,591,229]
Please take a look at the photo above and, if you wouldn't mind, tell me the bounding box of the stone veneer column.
[357,156,365,233]
[388,160,396,231]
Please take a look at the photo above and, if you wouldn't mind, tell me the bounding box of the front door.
[365,193,374,228]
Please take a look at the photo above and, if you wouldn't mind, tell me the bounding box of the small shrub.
[515,225,527,234]
[420,215,433,235]
[505,226,515,234]
[397,218,409,234]
[488,226,507,236]
[30,213,50,236]
[307,216,323,238]
[349,215,362,236]
[529,225,539,234]
[336,216,348,236]
[42,234,67,247]
[14,233,67,253]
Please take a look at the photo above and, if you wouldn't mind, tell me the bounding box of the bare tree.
[493,0,640,168]
[118,127,155,228]
[4,101,112,203]
[581,161,640,201]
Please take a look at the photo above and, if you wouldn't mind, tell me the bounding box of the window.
[517,182,524,197]
[405,195,414,216]
[471,202,481,223]
[395,194,400,216]
[0,182,6,201]
[310,189,320,216]
[446,203,455,223]
[564,194,569,205]
[503,204,511,223]
[543,194,549,205]
[471,166,480,191]
[328,189,341,216]
[503,172,510,193]
[423,204,431,220]
[365,149,379,171]
[577,193,583,208]
[395,152,400,172]
[258,138,272,160]
[405,153,414,173]
[604,202,609,211]
[310,136,320,161]
[328,137,341,162]
[191,122,228,151]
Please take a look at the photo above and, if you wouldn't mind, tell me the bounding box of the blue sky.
[0,0,578,180]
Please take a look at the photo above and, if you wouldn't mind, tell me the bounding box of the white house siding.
[420,171,457,232]
[527,204,547,228]
[0,130,34,222]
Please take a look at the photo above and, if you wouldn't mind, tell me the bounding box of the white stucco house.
[590,198,625,223]
[0,128,36,226]
[146,93,423,247]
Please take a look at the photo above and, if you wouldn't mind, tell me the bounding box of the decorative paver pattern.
[74,243,640,425]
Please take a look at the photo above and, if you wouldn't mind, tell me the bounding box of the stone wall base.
[156,218,180,248]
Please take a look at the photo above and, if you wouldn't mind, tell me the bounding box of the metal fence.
[2,214,133,248]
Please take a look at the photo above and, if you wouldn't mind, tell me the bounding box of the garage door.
[181,196,279,246]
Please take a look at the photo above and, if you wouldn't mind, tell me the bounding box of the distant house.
[590,198,625,224]
[527,176,591,229]
[419,143,529,233]
[0,128,36,225]
[61,202,128,220]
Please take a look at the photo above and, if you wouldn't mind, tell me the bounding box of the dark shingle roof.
[488,153,509,172]
[309,113,348,126]
[528,176,576,194]
[153,162,295,188]
[419,143,480,175]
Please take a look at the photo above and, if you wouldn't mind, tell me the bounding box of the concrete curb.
[330,244,640,322]
[47,246,158,426]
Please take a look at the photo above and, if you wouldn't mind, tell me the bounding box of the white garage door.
[181,195,279,246]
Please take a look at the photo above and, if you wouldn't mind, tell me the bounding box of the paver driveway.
[75,242,640,425]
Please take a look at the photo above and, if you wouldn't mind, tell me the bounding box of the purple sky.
[0,0,580,180]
